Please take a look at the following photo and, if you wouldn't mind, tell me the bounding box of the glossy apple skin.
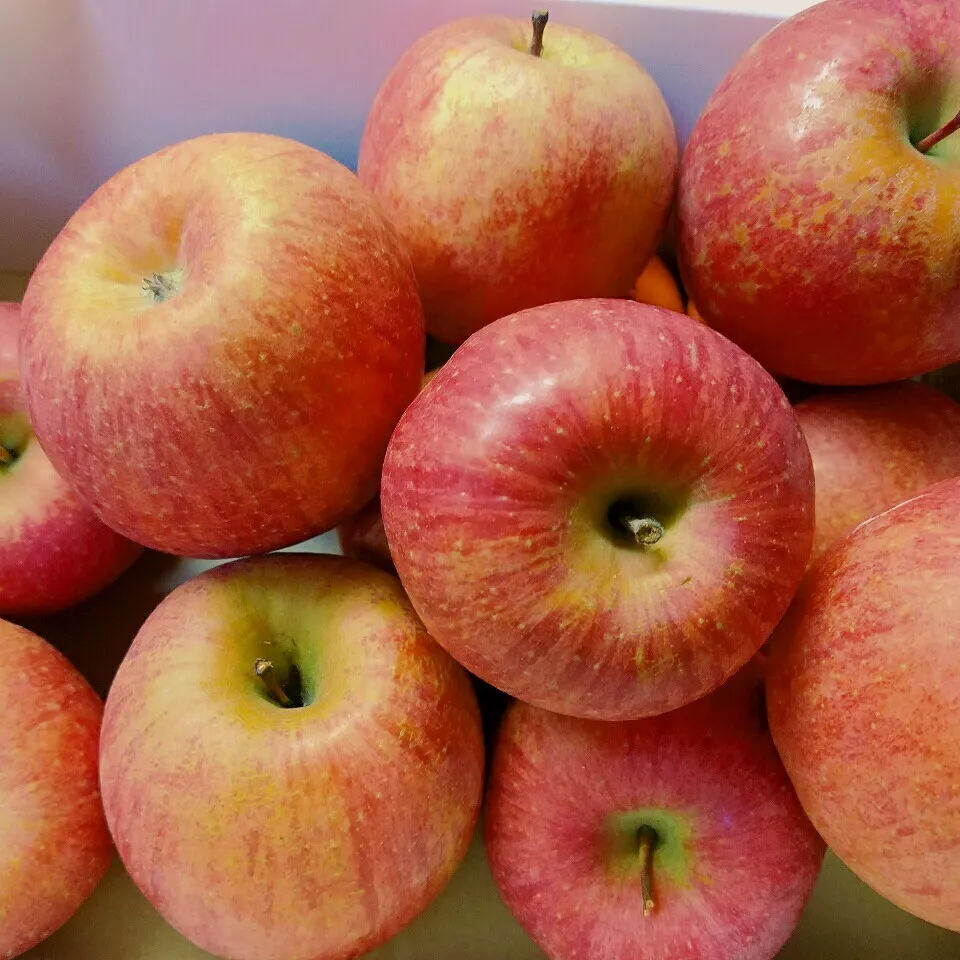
[678,0,960,385]
[358,17,677,344]
[486,661,825,960]
[99,553,484,960]
[0,302,142,617]
[0,618,113,957]
[796,381,960,565]
[767,477,960,931]
[20,133,425,559]
[381,299,814,720]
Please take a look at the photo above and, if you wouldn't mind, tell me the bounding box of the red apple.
[358,13,678,344]
[767,476,960,931]
[337,369,440,573]
[20,132,425,559]
[337,496,394,574]
[795,381,960,565]
[0,618,113,957]
[486,659,825,960]
[678,0,960,385]
[0,301,142,617]
[381,298,814,720]
[99,553,484,960]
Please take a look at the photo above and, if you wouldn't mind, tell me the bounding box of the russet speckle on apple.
[358,10,678,345]
[767,476,960,933]
[18,132,426,560]
[0,618,113,958]
[678,0,960,385]
[5,1,960,957]
[485,658,826,960]
[0,301,143,617]
[381,298,815,721]
[98,553,485,960]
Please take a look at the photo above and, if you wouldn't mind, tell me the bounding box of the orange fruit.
[631,255,684,313]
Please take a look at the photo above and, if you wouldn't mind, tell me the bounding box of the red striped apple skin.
[381,299,815,720]
[19,133,425,559]
[678,0,960,385]
[767,476,960,932]
[795,381,960,567]
[0,302,142,617]
[0,619,113,958]
[485,661,825,960]
[358,16,678,345]
[99,554,484,960]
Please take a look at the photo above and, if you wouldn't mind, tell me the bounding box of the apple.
[19,132,425,560]
[795,381,960,565]
[677,0,960,385]
[0,301,142,617]
[337,496,394,573]
[99,552,485,960]
[381,298,815,720]
[358,12,678,344]
[485,658,826,960]
[338,369,440,573]
[0,617,113,957]
[767,476,960,931]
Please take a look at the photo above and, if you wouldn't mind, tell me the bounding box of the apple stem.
[254,658,294,708]
[530,10,548,57]
[637,825,658,917]
[916,107,960,153]
[0,444,12,465]
[626,516,664,546]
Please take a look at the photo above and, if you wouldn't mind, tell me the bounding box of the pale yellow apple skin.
[359,16,678,343]
[99,554,484,960]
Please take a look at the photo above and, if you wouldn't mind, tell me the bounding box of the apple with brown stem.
[359,11,678,344]
[381,298,814,721]
[486,658,826,960]
[678,0,960,384]
[99,553,485,960]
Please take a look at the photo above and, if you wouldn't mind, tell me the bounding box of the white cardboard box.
[5,1,959,957]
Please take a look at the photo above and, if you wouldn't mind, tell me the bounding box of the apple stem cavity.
[254,658,295,708]
[530,10,548,57]
[637,824,658,917]
[916,107,960,153]
[0,444,12,465]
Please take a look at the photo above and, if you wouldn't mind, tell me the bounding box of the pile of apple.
[2,1,959,958]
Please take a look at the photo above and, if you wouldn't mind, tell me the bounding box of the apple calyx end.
[530,10,549,57]
[637,823,658,917]
[916,106,960,154]
[254,658,296,708]
[0,443,13,465]
[142,271,180,303]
